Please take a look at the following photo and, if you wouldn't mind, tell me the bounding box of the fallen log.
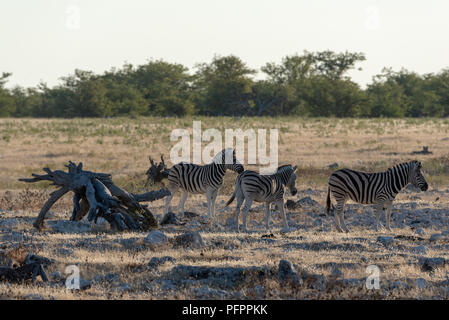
[0,253,52,284]
[0,263,48,283]
[19,161,170,231]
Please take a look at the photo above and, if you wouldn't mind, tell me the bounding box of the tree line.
[1,51,449,118]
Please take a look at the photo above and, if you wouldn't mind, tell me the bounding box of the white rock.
[144,230,168,249]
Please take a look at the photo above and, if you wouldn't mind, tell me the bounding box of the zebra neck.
[387,165,409,194]
[213,163,227,176]
[273,171,288,185]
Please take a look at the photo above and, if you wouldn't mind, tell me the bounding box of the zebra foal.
[225,165,298,231]
[164,148,244,218]
[326,160,428,233]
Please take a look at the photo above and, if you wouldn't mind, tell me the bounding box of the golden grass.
[1,117,449,300]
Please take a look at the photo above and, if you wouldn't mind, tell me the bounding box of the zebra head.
[409,161,428,191]
[277,164,298,196]
[213,148,244,174]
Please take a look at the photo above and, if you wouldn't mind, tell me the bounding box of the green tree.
[0,73,15,117]
[193,55,255,116]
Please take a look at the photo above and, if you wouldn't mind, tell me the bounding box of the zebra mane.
[212,148,234,164]
[387,161,414,173]
[276,165,293,174]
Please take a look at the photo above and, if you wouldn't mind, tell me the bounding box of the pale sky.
[1,0,448,89]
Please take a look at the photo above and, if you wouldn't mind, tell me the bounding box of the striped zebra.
[164,148,244,217]
[225,165,298,231]
[326,160,428,233]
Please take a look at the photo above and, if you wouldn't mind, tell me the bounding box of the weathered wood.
[33,187,70,229]
[0,263,48,283]
[20,161,170,232]
[412,146,433,155]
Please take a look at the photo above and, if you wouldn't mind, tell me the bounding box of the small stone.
[173,231,205,249]
[328,163,339,169]
[411,245,428,255]
[144,230,169,249]
[419,257,446,272]
[430,234,443,242]
[377,236,395,246]
[50,271,62,281]
[415,278,428,289]
[390,280,409,290]
[415,228,426,236]
[148,256,176,268]
[278,260,302,286]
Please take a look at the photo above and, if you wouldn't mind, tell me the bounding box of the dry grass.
[1,117,449,300]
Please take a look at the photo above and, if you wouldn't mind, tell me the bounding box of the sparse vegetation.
[1,117,449,300]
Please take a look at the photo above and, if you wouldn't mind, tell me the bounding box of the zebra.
[225,165,298,231]
[164,148,244,218]
[326,160,428,233]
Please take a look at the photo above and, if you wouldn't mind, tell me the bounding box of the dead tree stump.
[19,161,170,232]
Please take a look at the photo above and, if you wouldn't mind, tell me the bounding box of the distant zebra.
[326,160,428,233]
[225,165,298,231]
[165,148,244,217]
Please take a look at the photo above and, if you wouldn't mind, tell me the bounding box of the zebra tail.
[326,186,332,214]
[225,192,236,207]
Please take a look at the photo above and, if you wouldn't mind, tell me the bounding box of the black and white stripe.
[164,148,244,217]
[326,160,428,232]
[225,165,298,231]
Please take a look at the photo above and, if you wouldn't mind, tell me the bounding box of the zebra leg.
[265,203,271,229]
[235,194,244,232]
[241,198,253,232]
[375,203,384,231]
[277,199,288,228]
[385,201,393,231]
[333,201,345,232]
[210,188,219,218]
[164,184,178,214]
[339,209,350,233]
[177,190,188,214]
[206,188,213,218]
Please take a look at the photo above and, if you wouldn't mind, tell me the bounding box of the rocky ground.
[1,186,449,300]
